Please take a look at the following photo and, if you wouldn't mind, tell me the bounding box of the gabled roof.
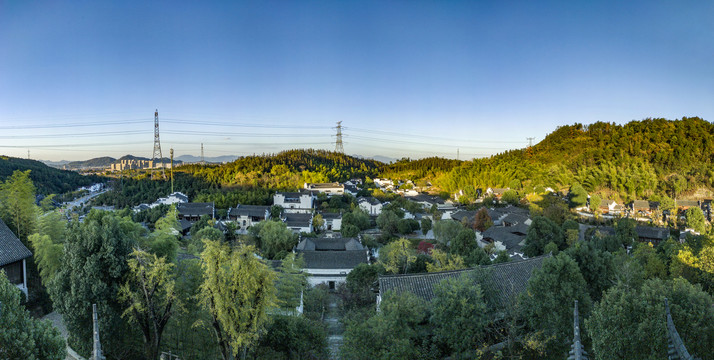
[635,226,669,241]
[228,205,269,218]
[631,200,650,210]
[284,213,312,227]
[357,196,381,206]
[295,237,363,251]
[177,202,214,216]
[298,250,368,269]
[378,254,549,307]
[407,194,445,205]
[676,200,700,208]
[450,210,478,224]
[0,218,32,266]
[482,224,529,251]
[320,212,342,220]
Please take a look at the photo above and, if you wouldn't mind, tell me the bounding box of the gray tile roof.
[285,213,312,227]
[635,226,669,241]
[177,202,215,216]
[450,210,478,224]
[378,254,549,307]
[0,218,32,266]
[482,224,529,251]
[295,237,363,251]
[228,205,269,218]
[358,196,381,206]
[407,194,445,205]
[299,250,368,269]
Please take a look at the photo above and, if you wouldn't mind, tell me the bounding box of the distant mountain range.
[175,155,239,163]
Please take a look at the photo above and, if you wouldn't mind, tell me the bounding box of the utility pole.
[527,137,535,147]
[201,143,205,165]
[92,304,105,360]
[170,148,174,194]
[457,148,459,160]
[27,149,30,159]
[334,121,344,153]
[152,109,166,179]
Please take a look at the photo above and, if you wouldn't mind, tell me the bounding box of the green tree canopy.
[119,249,178,360]
[49,210,143,358]
[523,216,565,257]
[431,273,490,357]
[0,271,66,360]
[587,277,714,360]
[199,240,277,359]
[518,253,592,355]
[686,207,706,233]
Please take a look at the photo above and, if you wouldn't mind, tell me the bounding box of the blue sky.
[1,1,712,161]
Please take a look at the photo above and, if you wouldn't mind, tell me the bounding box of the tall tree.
[587,278,714,360]
[686,207,706,233]
[473,207,493,232]
[0,169,37,243]
[275,252,307,312]
[431,273,490,356]
[523,216,564,257]
[0,271,66,360]
[380,238,417,274]
[200,240,277,360]
[255,220,298,259]
[341,291,430,360]
[568,183,588,208]
[518,253,592,355]
[119,249,178,360]
[49,210,143,358]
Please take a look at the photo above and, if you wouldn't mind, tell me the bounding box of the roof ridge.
[378,254,551,279]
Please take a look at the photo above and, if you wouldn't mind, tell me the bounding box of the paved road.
[64,190,107,212]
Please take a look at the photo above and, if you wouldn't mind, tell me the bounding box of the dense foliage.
[0,156,101,194]
[432,117,714,201]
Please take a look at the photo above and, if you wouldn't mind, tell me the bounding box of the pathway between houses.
[42,311,84,360]
[324,294,344,359]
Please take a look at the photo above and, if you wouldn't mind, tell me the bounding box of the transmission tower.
[334,121,344,153]
[170,148,174,194]
[527,137,535,147]
[152,109,166,179]
[201,143,205,164]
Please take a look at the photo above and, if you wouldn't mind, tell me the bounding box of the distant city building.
[108,158,171,171]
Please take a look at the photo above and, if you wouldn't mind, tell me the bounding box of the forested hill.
[0,156,103,194]
[180,149,383,188]
[433,117,714,201]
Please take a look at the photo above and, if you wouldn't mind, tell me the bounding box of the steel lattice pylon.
[334,121,344,153]
[152,109,166,179]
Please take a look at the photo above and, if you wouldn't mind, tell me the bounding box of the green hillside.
[424,117,714,201]
[181,149,382,188]
[0,156,104,194]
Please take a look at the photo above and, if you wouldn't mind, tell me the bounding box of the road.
[63,189,108,212]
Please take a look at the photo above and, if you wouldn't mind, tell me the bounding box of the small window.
[328,281,335,290]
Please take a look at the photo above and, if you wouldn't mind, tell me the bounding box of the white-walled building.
[227,205,270,231]
[274,191,315,213]
[304,182,345,196]
[358,197,384,216]
[295,237,369,289]
[151,192,189,208]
